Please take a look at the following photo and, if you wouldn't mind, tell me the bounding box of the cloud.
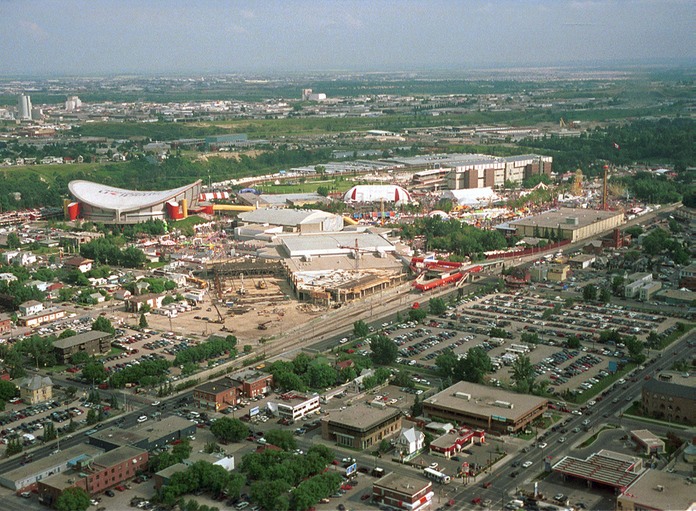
[19,21,48,41]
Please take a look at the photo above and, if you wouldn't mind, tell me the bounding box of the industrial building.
[321,403,402,450]
[52,330,112,365]
[509,208,625,243]
[268,392,321,422]
[67,180,202,224]
[422,381,548,434]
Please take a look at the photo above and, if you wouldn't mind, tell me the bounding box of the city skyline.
[1,0,694,76]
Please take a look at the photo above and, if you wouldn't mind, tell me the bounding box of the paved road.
[449,329,695,510]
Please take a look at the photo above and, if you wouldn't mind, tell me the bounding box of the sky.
[1,0,694,76]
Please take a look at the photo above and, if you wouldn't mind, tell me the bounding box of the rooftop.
[510,207,623,231]
[324,403,401,432]
[132,415,195,438]
[619,469,695,511]
[88,426,148,447]
[552,450,642,489]
[239,208,339,227]
[374,471,432,495]
[195,379,236,395]
[280,231,395,258]
[53,330,111,350]
[424,381,548,422]
[3,444,103,483]
[68,180,201,212]
[644,378,696,399]
[630,429,664,447]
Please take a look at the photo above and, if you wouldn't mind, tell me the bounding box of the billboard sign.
[250,406,260,417]
[346,463,357,476]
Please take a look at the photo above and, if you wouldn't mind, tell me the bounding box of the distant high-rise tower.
[65,95,82,112]
[17,94,32,120]
[301,88,312,101]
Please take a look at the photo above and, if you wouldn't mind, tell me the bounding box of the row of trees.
[80,236,148,268]
[174,335,237,366]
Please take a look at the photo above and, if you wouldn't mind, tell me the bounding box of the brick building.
[37,445,148,506]
[321,404,402,450]
[372,472,433,511]
[0,313,11,335]
[642,377,696,426]
[193,379,238,412]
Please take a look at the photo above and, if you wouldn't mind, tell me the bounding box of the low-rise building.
[422,381,548,434]
[321,403,402,450]
[396,427,425,458]
[18,375,52,405]
[642,376,696,425]
[52,330,112,365]
[37,445,148,505]
[230,370,273,398]
[630,429,665,456]
[568,254,596,269]
[547,264,570,282]
[429,427,485,458]
[0,444,104,492]
[18,300,43,317]
[0,313,12,335]
[17,306,65,327]
[125,293,165,312]
[193,379,237,412]
[270,392,321,423]
[62,255,94,273]
[625,272,662,301]
[553,450,643,491]
[372,472,433,511]
[616,469,696,511]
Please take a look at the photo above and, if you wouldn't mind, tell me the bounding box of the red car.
[472,497,482,505]
[341,484,352,491]
[115,485,127,492]
[361,494,371,501]
[482,482,492,489]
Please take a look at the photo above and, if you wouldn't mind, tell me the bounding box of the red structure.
[410,257,483,292]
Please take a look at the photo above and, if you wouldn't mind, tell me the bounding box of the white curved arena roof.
[343,184,411,203]
[69,180,202,212]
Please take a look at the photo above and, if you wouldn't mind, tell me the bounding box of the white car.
[538,442,548,449]
[522,461,533,468]
[137,415,148,423]
[152,401,160,406]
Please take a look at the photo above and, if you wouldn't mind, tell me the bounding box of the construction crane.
[572,168,583,196]
[602,164,609,211]
[237,273,247,295]
[337,238,375,271]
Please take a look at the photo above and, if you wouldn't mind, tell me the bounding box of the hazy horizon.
[1,0,694,77]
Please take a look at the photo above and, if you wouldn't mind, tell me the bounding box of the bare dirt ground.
[129,276,324,347]
[194,149,265,162]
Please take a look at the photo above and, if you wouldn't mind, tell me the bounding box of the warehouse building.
[422,381,548,434]
[616,469,696,511]
[509,208,625,243]
[321,403,402,450]
[237,208,344,233]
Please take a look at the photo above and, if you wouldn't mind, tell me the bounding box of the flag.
[613,142,620,150]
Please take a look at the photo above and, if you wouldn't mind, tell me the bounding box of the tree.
[353,320,369,339]
[210,417,248,443]
[55,487,91,511]
[611,275,625,296]
[92,316,115,335]
[408,308,427,323]
[582,284,597,302]
[5,232,21,249]
[43,421,57,441]
[82,361,108,384]
[139,312,149,329]
[624,336,646,364]
[428,297,447,316]
[369,335,398,365]
[566,336,581,349]
[411,394,423,416]
[0,380,18,402]
[598,287,611,304]
[511,355,536,394]
[264,430,297,451]
[459,346,493,384]
[5,437,22,456]
[58,329,77,340]
[86,408,98,425]
[70,351,91,365]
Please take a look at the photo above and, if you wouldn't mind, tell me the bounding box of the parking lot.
[358,289,680,404]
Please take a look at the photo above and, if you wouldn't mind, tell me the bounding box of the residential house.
[62,256,93,273]
[18,375,52,405]
[396,426,425,457]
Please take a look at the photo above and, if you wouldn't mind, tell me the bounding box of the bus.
[423,467,451,484]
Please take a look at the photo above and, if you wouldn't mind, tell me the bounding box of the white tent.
[440,187,498,207]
